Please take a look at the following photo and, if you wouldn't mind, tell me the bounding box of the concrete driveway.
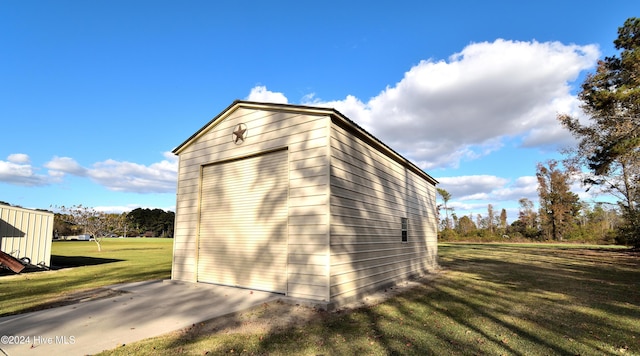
[0,280,280,355]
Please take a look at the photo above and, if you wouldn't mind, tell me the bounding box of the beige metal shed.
[172,100,438,307]
[0,204,54,269]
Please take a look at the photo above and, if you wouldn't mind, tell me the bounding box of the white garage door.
[197,150,288,293]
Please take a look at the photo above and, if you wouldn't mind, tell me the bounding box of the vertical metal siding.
[0,205,53,268]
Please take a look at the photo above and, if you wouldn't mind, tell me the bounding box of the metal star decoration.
[232,123,247,144]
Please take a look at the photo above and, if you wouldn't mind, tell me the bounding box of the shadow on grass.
[0,256,124,276]
[126,245,638,355]
[182,245,640,355]
[51,255,124,269]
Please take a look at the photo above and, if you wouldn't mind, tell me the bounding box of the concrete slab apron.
[0,280,280,356]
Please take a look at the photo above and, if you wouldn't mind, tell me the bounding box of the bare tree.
[437,188,453,230]
[499,208,508,233]
[487,204,495,235]
[55,205,117,251]
[518,198,537,230]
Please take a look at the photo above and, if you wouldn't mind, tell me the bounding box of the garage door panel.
[197,150,288,294]
[197,243,287,255]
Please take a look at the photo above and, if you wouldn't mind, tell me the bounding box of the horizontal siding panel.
[330,204,399,222]
[288,290,326,301]
[172,269,196,282]
[192,112,325,150]
[330,185,405,214]
[289,205,327,217]
[172,254,195,265]
[290,155,327,171]
[289,234,329,245]
[331,260,426,299]
[288,283,327,299]
[174,214,198,224]
[179,112,324,159]
[288,136,328,153]
[288,263,326,276]
[331,172,405,208]
[173,225,197,234]
[289,214,327,226]
[331,244,421,257]
[288,225,328,237]
[288,253,327,266]
[289,185,326,199]
[331,257,427,283]
[175,199,199,210]
[331,253,425,272]
[331,156,405,195]
[181,127,326,168]
[290,165,326,181]
[288,243,326,254]
[330,131,405,183]
[331,213,397,229]
[330,203,403,226]
[290,175,326,189]
[289,146,327,162]
[198,256,287,270]
[173,240,196,249]
[331,252,424,274]
[331,125,406,175]
[328,120,437,303]
[198,241,287,251]
[330,233,423,245]
[289,273,327,287]
[198,224,287,233]
[289,195,327,208]
[330,228,400,241]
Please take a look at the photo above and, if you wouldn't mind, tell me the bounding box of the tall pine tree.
[558,17,640,247]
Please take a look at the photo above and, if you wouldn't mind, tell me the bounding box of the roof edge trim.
[172,100,438,185]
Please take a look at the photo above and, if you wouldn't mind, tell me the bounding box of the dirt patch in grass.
[178,300,320,337]
[172,274,440,339]
[95,245,640,356]
[20,288,129,313]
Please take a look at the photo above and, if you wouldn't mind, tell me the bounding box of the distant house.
[171,101,438,307]
[0,205,54,269]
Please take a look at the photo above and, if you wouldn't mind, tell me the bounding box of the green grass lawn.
[2,241,639,355]
[98,243,640,356]
[0,238,173,316]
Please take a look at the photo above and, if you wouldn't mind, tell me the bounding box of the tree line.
[437,178,621,245]
[438,18,640,249]
[53,206,174,246]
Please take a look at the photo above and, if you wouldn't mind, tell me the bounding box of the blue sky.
[1,1,637,222]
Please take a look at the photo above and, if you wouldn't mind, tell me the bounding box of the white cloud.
[7,153,30,164]
[246,85,288,104]
[2,39,599,208]
[435,174,540,221]
[437,175,510,200]
[249,39,600,169]
[250,40,599,170]
[0,154,52,186]
[45,156,88,176]
[366,40,598,169]
[87,153,178,193]
[1,152,179,194]
[492,176,539,201]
